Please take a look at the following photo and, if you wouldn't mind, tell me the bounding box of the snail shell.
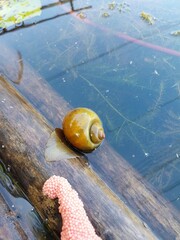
[45,108,105,162]
[62,108,105,152]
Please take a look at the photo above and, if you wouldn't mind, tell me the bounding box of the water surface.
[0,0,180,210]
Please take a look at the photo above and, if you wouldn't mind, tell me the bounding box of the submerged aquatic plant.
[79,74,156,136]
[0,0,41,29]
[170,30,180,36]
[140,11,155,25]
[163,111,180,137]
[108,2,117,10]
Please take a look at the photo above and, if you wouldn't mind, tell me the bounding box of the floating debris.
[140,11,155,25]
[77,12,87,19]
[0,0,41,29]
[102,12,110,17]
[118,2,130,13]
[108,2,117,10]
[144,152,149,157]
[170,30,180,36]
[154,70,160,76]
[102,1,130,18]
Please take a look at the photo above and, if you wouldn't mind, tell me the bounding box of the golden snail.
[62,108,105,152]
[45,108,105,162]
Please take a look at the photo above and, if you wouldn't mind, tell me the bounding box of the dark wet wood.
[0,76,159,240]
[0,44,180,239]
[0,193,29,240]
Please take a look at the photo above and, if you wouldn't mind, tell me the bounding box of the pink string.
[74,13,180,57]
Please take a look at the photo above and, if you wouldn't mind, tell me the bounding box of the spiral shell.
[62,108,105,152]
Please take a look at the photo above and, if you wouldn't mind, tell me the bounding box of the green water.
[0,0,180,211]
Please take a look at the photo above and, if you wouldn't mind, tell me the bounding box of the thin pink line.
[81,17,180,57]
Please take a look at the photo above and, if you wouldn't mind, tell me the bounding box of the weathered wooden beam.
[0,175,52,240]
[0,192,28,240]
[0,44,180,239]
[0,77,159,239]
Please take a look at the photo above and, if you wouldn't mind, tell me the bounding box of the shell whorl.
[90,121,105,144]
[62,108,105,152]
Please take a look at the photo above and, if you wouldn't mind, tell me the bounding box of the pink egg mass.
[43,175,102,240]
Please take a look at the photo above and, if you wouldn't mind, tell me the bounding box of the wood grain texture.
[0,44,180,239]
[0,77,159,240]
[0,193,29,240]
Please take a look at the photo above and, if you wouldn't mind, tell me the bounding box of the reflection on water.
[0,0,41,31]
[0,0,180,210]
[0,160,52,239]
[0,0,92,34]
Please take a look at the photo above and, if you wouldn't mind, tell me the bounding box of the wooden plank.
[0,44,180,239]
[0,192,29,240]
[0,180,52,240]
[0,157,52,240]
[0,76,158,239]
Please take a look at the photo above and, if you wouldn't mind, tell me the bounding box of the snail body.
[45,108,105,162]
[62,108,105,152]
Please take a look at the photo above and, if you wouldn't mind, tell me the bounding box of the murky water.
[0,0,180,211]
[0,159,52,239]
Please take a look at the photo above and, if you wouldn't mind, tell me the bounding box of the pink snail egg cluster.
[43,175,101,240]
